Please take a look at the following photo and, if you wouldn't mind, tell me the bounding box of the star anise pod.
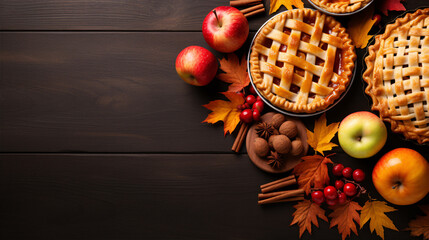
[255,122,275,139]
[267,151,284,169]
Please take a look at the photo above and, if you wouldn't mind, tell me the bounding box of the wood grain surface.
[0,0,428,239]
[0,153,424,240]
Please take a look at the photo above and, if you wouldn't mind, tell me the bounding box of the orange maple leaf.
[293,154,333,195]
[202,92,245,135]
[217,54,250,92]
[348,6,377,48]
[329,201,362,240]
[270,0,304,14]
[407,205,429,240]
[379,0,406,16]
[360,200,398,240]
[291,199,328,237]
[306,113,339,156]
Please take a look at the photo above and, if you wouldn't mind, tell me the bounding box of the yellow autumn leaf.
[360,200,398,240]
[270,0,304,14]
[306,113,339,155]
[202,92,245,135]
[348,5,377,48]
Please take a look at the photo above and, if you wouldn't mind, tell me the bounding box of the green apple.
[338,111,387,158]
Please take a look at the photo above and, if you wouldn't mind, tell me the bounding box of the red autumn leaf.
[329,201,362,240]
[293,154,333,195]
[217,54,250,92]
[379,0,406,16]
[202,92,245,135]
[291,199,328,238]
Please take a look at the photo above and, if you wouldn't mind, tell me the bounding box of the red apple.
[175,46,218,86]
[338,111,387,158]
[372,148,429,205]
[202,6,249,53]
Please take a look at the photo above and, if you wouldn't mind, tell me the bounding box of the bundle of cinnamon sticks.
[230,0,265,18]
[258,175,304,205]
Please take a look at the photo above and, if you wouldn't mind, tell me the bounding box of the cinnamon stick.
[240,4,264,14]
[258,190,304,200]
[258,189,304,205]
[244,8,265,18]
[230,0,261,7]
[261,178,297,193]
[269,196,305,204]
[232,122,249,152]
[260,175,295,189]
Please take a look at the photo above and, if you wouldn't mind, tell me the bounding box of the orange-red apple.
[372,148,429,205]
[202,6,249,53]
[175,46,218,86]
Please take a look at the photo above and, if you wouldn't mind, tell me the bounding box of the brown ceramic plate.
[246,112,308,173]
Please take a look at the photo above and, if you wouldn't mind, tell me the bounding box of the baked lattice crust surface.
[310,0,372,13]
[363,8,429,144]
[250,9,356,113]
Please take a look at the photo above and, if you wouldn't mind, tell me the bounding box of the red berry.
[338,192,347,205]
[335,180,344,191]
[326,198,338,206]
[353,169,365,182]
[237,92,245,99]
[237,105,244,111]
[311,191,324,204]
[252,100,264,112]
[372,14,382,26]
[342,167,353,179]
[252,109,261,121]
[333,164,344,176]
[256,96,262,101]
[243,103,250,109]
[246,95,256,105]
[324,186,338,200]
[239,109,253,124]
[343,183,357,197]
[249,86,257,95]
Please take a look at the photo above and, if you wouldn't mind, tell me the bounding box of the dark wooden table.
[0,1,428,239]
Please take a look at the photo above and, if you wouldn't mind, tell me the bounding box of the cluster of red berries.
[311,164,365,206]
[238,87,264,124]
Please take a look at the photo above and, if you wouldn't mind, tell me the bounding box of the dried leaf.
[379,0,406,16]
[329,201,362,240]
[306,113,339,155]
[348,6,377,48]
[217,54,250,92]
[290,199,329,238]
[269,0,304,14]
[202,92,245,135]
[407,205,429,240]
[293,154,333,195]
[360,200,398,240]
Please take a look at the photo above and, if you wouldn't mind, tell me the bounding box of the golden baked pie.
[310,0,372,13]
[363,8,429,144]
[249,9,356,113]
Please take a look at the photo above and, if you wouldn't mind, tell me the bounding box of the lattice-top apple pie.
[310,0,372,13]
[363,8,429,144]
[249,9,356,113]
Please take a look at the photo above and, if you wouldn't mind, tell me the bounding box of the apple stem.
[213,10,221,27]
[392,182,401,189]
